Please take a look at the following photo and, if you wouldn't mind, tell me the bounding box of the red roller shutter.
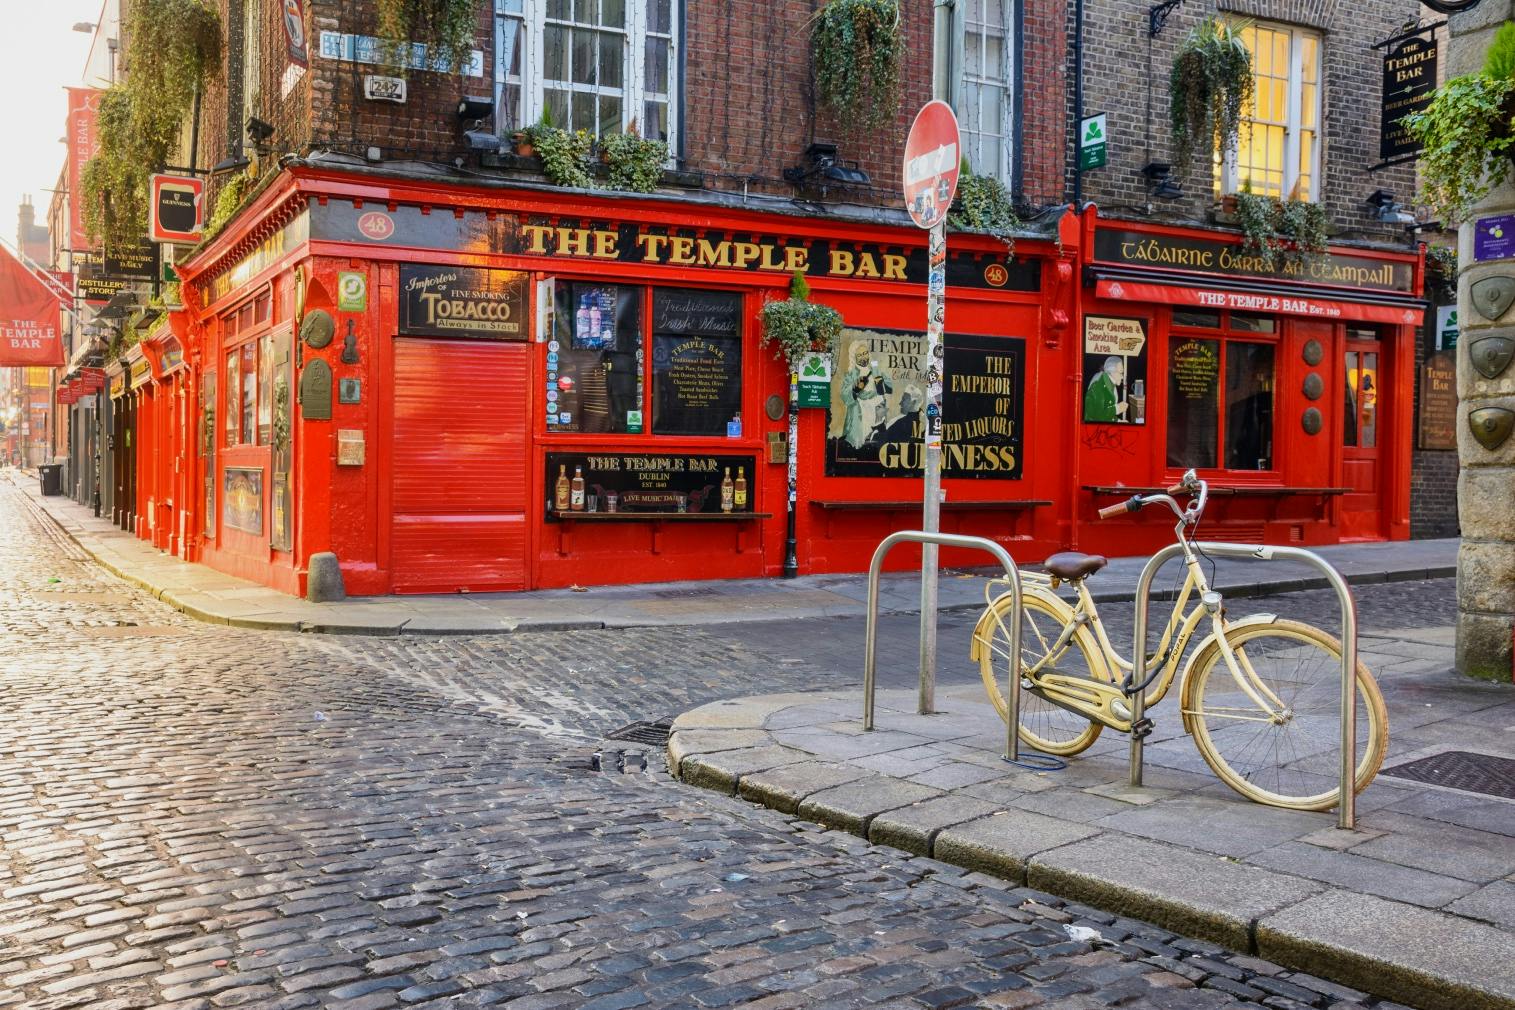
[392,339,530,592]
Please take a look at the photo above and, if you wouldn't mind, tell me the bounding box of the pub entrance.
[390,338,532,592]
[1341,324,1385,539]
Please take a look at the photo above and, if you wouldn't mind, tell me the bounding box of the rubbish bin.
[38,464,63,496]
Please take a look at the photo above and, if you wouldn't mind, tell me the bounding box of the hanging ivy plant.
[600,127,669,193]
[760,272,844,371]
[204,168,257,239]
[79,0,221,246]
[529,126,596,189]
[376,0,483,74]
[1170,17,1253,175]
[1234,189,1328,269]
[812,0,902,132]
[948,167,1020,254]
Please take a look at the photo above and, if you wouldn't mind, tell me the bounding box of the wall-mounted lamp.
[1366,189,1416,224]
[783,143,871,188]
[209,154,250,178]
[71,21,96,33]
[455,96,501,153]
[1142,162,1183,200]
[246,117,276,145]
[457,96,494,122]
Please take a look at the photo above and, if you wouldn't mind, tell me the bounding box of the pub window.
[1345,349,1380,448]
[495,0,680,146]
[957,0,1016,185]
[550,282,644,433]
[651,288,743,436]
[240,342,257,445]
[224,354,238,448]
[1216,22,1322,200]
[1166,312,1277,471]
[258,332,275,446]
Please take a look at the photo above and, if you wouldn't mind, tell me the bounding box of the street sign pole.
[902,99,961,716]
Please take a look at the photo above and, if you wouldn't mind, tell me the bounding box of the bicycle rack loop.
[861,531,1024,762]
[1131,542,1361,830]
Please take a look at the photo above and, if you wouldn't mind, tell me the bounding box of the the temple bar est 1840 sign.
[1380,36,1437,162]
[398,264,530,339]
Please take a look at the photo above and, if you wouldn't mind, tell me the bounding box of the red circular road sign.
[903,100,962,229]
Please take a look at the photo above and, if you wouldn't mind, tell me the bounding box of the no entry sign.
[903,100,961,229]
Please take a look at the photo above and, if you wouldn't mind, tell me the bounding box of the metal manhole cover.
[605,720,673,746]
[1381,750,1515,800]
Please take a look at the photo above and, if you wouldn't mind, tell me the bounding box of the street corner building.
[49,0,1438,598]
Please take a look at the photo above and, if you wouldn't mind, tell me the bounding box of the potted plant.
[599,121,670,193]
[517,113,595,189]
[1404,23,1515,223]
[812,0,902,131]
[948,161,1020,254]
[760,271,843,370]
[1170,17,1253,176]
[1234,186,1328,269]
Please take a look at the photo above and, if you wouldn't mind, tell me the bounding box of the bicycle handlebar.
[1097,499,1139,519]
[1097,469,1208,526]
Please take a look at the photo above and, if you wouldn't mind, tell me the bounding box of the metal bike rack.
[1130,542,1360,829]
[861,531,1025,761]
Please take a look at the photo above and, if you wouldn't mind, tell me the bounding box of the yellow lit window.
[1216,24,1321,201]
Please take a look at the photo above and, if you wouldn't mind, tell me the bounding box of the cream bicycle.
[969,470,1388,811]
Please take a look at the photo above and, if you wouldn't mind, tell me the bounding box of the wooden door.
[1341,330,1383,539]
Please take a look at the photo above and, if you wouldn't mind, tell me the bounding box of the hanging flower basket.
[760,272,844,372]
[1169,17,1253,176]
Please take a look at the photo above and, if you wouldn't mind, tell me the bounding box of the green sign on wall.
[1080,114,1107,170]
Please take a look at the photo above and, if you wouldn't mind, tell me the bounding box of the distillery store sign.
[398,264,530,339]
[310,200,1039,292]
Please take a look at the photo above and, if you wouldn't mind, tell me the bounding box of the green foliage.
[376,0,482,74]
[1405,73,1515,223]
[1170,17,1253,175]
[79,0,221,246]
[812,0,902,132]
[948,171,1020,253]
[530,126,595,189]
[600,129,669,193]
[1486,22,1515,81]
[204,169,256,239]
[760,271,844,370]
[1234,190,1328,269]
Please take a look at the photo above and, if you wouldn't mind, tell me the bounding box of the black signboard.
[825,327,1025,479]
[545,451,756,516]
[651,288,743,436]
[1380,36,1437,162]
[1166,338,1220,469]
[398,264,529,339]
[105,239,157,281]
[310,200,1041,292]
[1093,228,1415,293]
[78,276,128,303]
[154,183,200,238]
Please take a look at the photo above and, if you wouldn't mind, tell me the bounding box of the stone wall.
[1450,0,1515,681]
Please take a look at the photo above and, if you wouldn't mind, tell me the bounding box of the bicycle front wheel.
[975,591,1109,756]
[1188,619,1388,810]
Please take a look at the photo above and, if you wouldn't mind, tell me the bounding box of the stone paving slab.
[22,477,1457,636]
[670,670,1515,1010]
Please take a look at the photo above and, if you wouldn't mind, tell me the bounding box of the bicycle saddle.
[1044,551,1108,580]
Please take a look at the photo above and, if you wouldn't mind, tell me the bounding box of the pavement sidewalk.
[18,472,1456,636]
[668,626,1515,1010]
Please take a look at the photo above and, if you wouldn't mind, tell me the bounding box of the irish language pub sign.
[1093,228,1415,292]
[311,200,1039,291]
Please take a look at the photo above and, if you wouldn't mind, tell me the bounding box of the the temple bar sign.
[1381,36,1437,162]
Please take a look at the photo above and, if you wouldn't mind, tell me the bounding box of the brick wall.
[1073,0,1422,241]
[183,1,1067,215]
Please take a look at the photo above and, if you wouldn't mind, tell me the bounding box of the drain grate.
[605,719,674,746]
[1381,750,1515,800]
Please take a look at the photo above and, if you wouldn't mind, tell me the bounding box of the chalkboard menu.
[1166,339,1219,468]
[399,264,529,339]
[545,452,757,517]
[652,289,743,436]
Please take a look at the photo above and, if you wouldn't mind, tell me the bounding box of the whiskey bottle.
[570,466,586,511]
[733,467,748,510]
[554,464,570,512]
[720,467,734,513]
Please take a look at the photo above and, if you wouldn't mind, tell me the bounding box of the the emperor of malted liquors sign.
[398,264,530,339]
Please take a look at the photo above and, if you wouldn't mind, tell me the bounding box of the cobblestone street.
[0,476,1445,1010]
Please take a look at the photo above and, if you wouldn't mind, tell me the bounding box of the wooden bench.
[1083,485,1350,521]
[549,512,773,522]
[811,499,1052,511]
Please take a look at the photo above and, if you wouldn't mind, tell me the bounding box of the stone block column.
[1452,3,1515,681]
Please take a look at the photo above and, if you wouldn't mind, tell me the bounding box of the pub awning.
[1089,267,1425,326]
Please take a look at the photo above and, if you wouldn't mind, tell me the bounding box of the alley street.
[0,475,1447,1010]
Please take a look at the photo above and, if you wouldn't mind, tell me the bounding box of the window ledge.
[478,151,704,192]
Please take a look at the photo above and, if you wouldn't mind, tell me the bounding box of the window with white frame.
[958,0,1015,185]
[1217,23,1322,200]
[496,0,678,145]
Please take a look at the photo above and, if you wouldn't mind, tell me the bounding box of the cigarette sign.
[1084,315,1146,356]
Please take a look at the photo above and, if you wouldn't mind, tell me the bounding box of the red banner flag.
[0,246,63,366]
[67,88,101,253]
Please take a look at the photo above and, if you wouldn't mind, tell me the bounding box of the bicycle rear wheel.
[1187,619,1387,810]
[974,591,1108,756]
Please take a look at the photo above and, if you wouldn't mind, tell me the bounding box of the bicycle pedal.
[1131,718,1155,740]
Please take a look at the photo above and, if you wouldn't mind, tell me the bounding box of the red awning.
[0,246,63,366]
[1094,278,1422,325]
